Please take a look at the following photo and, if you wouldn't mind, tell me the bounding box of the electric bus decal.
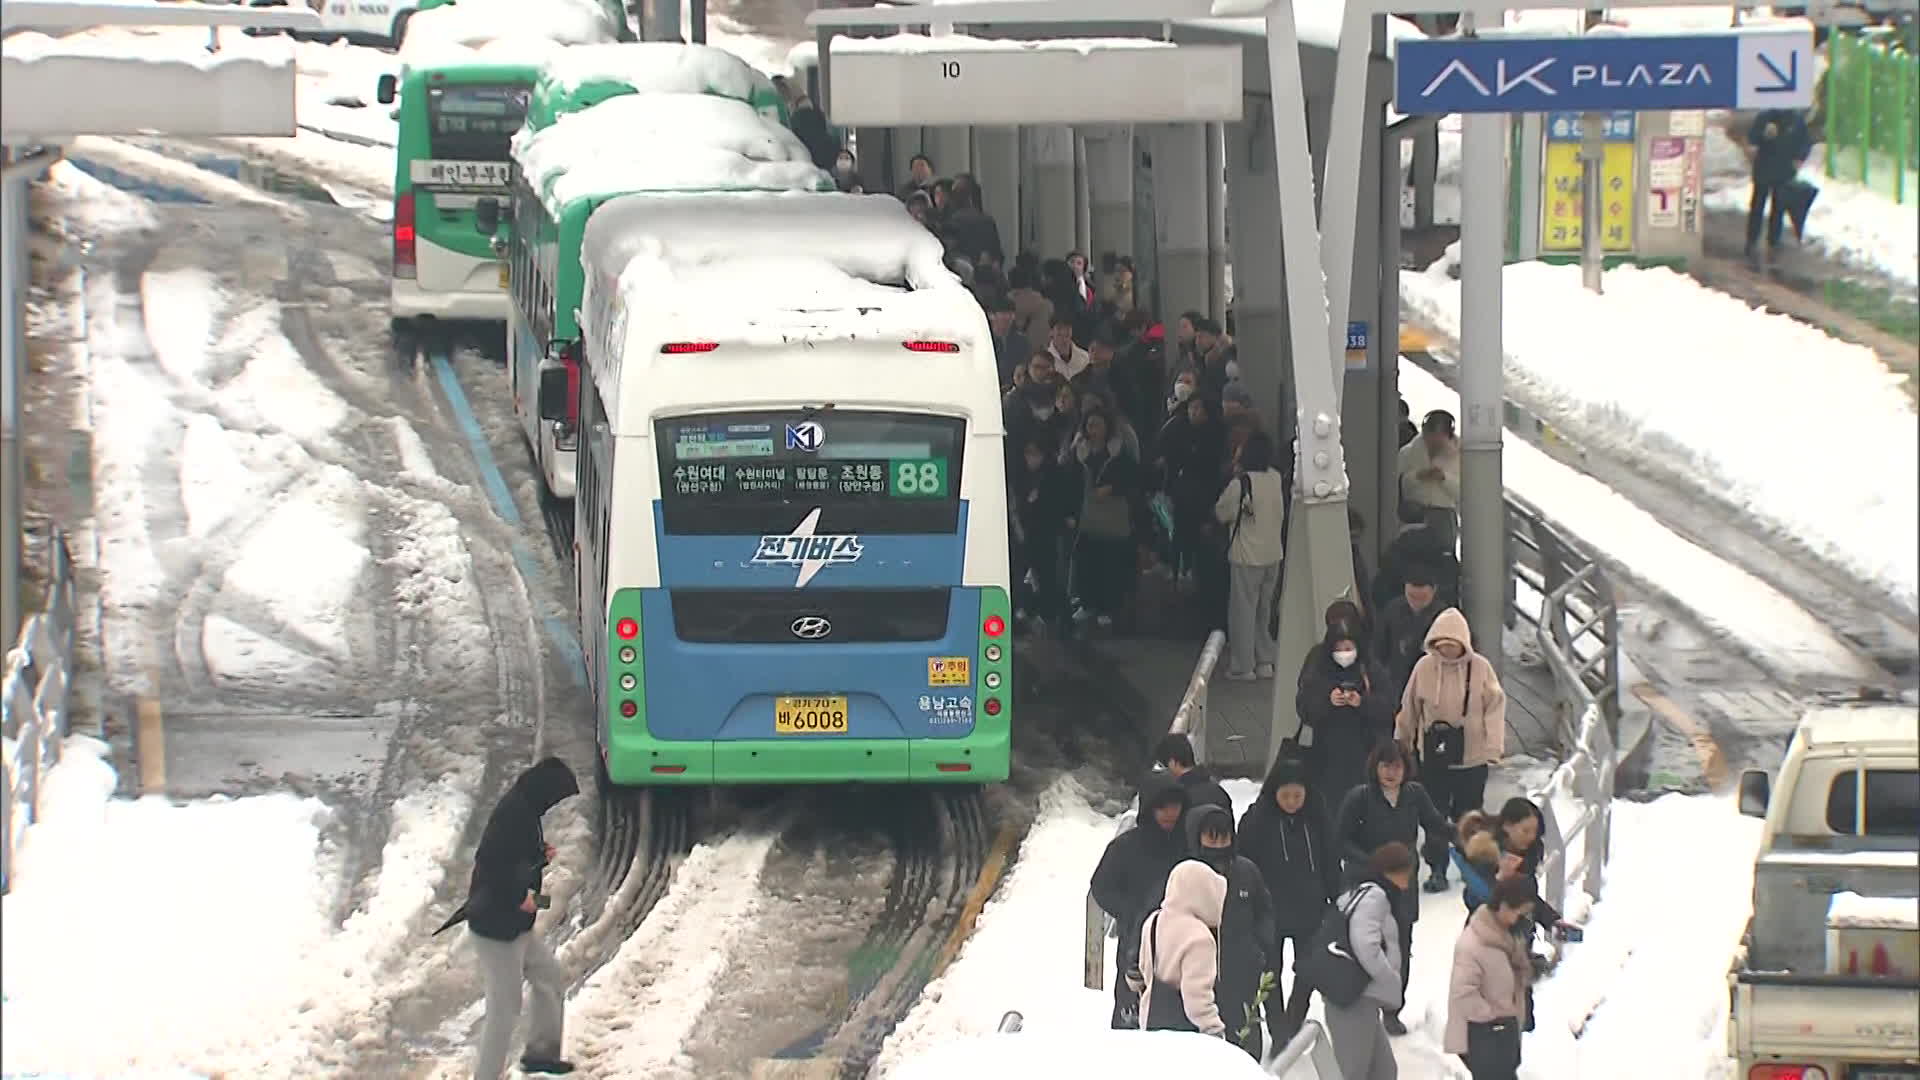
[750,507,863,588]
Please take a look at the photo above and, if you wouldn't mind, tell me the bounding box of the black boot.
[521,1057,576,1075]
[1382,1010,1409,1036]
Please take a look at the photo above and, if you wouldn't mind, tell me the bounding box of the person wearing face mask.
[829,148,864,194]
[1091,774,1192,1028]
[1237,758,1341,1048]
[1395,607,1507,892]
[1184,803,1276,1058]
[1297,622,1394,801]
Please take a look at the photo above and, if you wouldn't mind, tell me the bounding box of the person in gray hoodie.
[1323,841,1417,1080]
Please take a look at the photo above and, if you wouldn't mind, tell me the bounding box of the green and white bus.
[558,192,1012,786]
[498,88,832,498]
[375,0,629,336]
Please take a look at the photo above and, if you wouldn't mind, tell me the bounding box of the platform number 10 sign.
[939,60,961,79]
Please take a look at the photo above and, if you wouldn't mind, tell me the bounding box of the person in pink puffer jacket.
[1132,860,1228,1037]
[1446,875,1536,1079]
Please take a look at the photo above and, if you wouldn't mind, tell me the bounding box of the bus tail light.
[903,341,959,353]
[616,618,639,640]
[660,342,719,354]
[982,615,1005,638]
[984,698,1002,716]
[393,191,417,279]
[619,700,637,718]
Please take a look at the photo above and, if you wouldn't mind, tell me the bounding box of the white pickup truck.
[1730,701,1920,1080]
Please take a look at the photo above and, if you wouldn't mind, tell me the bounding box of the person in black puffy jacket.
[1186,802,1276,1058]
[1091,772,1192,1028]
[435,756,581,1079]
[1237,757,1342,1047]
[1296,621,1395,802]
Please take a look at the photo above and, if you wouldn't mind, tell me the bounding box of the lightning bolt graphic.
[790,506,829,588]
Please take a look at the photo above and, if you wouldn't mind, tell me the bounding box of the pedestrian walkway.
[1080,632,1563,780]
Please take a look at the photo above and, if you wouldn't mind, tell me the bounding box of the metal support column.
[1,166,22,646]
[649,0,683,42]
[1203,122,1229,321]
[1579,111,1604,293]
[1410,122,1438,228]
[1262,3,1357,763]
[1150,123,1210,326]
[1084,124,1134,262]
[1030,126,1077,259]
[974,126,1020,262]
[687,0,704,42]
[1459,10,1507,678]
[1072,130,1092,255]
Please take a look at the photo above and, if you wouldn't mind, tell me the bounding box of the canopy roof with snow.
[396,0,623,71]
[510,93,831,218]
[524,42,786,132]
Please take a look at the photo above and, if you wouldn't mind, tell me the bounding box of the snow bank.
[512,92,828,214]
[1399,360,1881,685]
[536,40,778,105]
[1402,261,1920,619]
[876,777,1121,1074]
[1,736,339,1078]
[890,1031,1272,1080]
[40,158,156,234]
[218,465,371,664]
[1829,891,1920,930]
[569,829,781,1075]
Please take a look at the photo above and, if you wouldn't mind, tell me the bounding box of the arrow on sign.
[1755,50,1799,93]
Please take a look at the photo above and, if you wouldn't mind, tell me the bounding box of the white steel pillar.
[1029,125,1076,259]
[1083,123,1134,261]
[974,126,1020,261]
[927,125,973,178]
[1260,3,1357,764]
[1072,130,1092,256]
[1204,121,1229,321]
[1459,9,1508,677]
[1150,123,1210,327]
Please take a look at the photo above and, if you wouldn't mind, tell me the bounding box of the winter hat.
[1269,757,1308,790]
[1144,322,1166,343]
[1222,382,1255,410]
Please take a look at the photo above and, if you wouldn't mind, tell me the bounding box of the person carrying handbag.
[1446,875,1537,1079]
[1069,410,1138,629]
[1394,607,1507,892]
[1212,431,1287,680]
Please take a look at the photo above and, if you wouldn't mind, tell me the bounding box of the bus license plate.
[775,695,848,735]
[497,263,509,289]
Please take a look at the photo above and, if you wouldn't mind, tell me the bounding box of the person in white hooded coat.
[1132,860,1229,1037]
[1213,431,1288,680]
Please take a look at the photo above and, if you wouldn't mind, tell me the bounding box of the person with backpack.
[1237,757,1342,1048]
[433,757,581,1079]
[1394,607,1507,892]
[1186,803,1277,1059]
[1090,773,1193,1028]
[1318,841,1417,1080]
[1212,431,1287,680]
[1131,860,1229,1037]
[1335,741,1450,1036]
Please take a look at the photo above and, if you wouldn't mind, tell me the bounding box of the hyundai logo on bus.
[790,616,833,640]
[752,507,864,587]
[786,421,825,453]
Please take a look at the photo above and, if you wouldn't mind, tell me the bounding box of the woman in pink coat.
[1394,606,1507,890]
[1445,875,1536,1079]
[1133,860,1228,1037]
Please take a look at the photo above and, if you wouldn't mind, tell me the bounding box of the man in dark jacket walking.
[1091,772,1191,1028]
[1237,758,1343,1046]
[1187,803,1276,1059]
[1373,565,1445,703]
[436,756,581,1078]
[1745,108,1812,263]
[1153,732,1232,825]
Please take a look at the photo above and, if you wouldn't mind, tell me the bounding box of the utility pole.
[1580,111,1605,293]
[1458,5,1508,679]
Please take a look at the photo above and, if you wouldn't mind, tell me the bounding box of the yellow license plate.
[927,657,970,687]
[497,263,510,289]
[775,695,848,734]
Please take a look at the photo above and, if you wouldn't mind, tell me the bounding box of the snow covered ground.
[1402,256,1919,625]
[1398,360,1882,687]
[878,776,1763,1079]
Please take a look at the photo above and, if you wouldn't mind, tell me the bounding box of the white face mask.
[1031,405,1054,421]
[1332,649,1358,668]
[1172,382,1194,402]
[1224,360,1242,382]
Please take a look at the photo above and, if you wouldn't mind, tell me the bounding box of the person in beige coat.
[1132,860,1228,1037]
[1446,875,1536,1079]
[1395,606,1506,889]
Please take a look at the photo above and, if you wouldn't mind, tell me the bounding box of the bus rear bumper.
[391,278,510,322]
[604,729,1010,786]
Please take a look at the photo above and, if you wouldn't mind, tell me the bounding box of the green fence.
[1823,30,1920,204]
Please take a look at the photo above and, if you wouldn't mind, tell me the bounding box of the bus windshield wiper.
[795,402,836,425]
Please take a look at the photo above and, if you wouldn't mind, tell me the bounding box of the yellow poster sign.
[1541,142,1635,253]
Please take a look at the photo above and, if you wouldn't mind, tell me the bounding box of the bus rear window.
[1826,768,1920,836]
[424,84,529,171]
[655,410,965,535]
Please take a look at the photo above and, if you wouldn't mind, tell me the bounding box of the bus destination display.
[669,421,949,500]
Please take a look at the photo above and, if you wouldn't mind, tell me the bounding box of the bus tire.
[390,317,415,358]
[388,9,413,48]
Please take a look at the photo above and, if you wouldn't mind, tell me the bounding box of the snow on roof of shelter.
[1,27,292,69]
[830,32,1174,54]
[1828,891,1920,931]
[397,0,618,63]
[841,0,1428,55]
[512,93,829,216]
[586,192,956,302]
[535,41,777,103]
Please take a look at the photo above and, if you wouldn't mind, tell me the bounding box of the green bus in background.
[375,0,631,340]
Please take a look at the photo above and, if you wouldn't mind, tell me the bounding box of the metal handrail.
[1528,561,1616,918]
[1507,494,1620,733]
[1169,629,1225,765]
[996,1011,1024,1033]
[2,526,77,893]
[1265,1019,1344,1078]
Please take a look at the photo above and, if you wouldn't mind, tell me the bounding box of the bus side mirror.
[376,74,397,105]
[1738,770,1771,818]
[474,196,501,236]
[536,361,570,422]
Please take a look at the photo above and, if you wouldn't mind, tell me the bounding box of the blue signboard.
[1345,321,1369,351]
[1393,28,1814,115]
[1546,111,1635,141]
